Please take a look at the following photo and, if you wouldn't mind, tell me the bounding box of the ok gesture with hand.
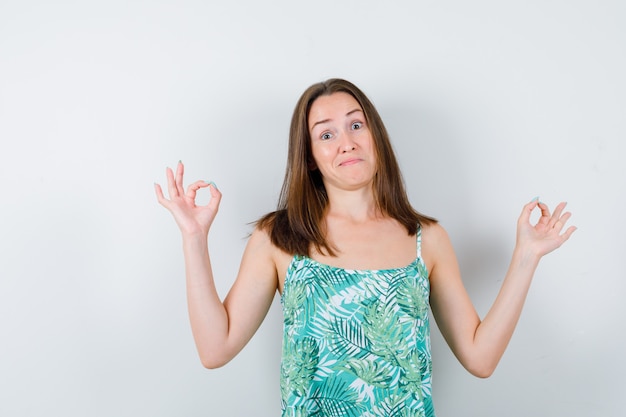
[154,161,222,237]
[516,198,576,259]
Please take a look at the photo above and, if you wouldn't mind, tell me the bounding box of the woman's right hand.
[154,161,222,237]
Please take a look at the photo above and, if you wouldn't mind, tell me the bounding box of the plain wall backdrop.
[1,1,624,416]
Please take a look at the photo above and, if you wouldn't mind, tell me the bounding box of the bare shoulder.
[248,225,293,294]
[247,224,274,248]
[245,226,280,267]
[420,222,455,274]
[235,226,278,289]
[420,221,451,249]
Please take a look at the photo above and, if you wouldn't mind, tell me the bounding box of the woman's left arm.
[427,199,576,378]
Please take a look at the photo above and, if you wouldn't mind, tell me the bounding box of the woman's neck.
[324,187,382,223]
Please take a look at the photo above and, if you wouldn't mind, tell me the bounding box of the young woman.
[154,78,576,416]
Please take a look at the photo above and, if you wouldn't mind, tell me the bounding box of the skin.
[154,92,576,376]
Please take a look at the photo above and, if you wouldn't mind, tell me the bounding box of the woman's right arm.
[155,162,279,368]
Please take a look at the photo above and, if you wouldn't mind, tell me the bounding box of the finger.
[175,161,185,195]
[207,182,222,210]
[166,166,178,198]
[557,210,572,226]
[549,202,567,227]
[185,180,210,200]
[519,197,540,225]
[536,201,552,227]
[560,225,577,242]
[551,209,572,233]
[154,183,170,208]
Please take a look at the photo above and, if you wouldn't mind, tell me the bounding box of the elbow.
[200,356,229,370]
[468,365,495,379]
[463,357,498,379]
[198,351,232,370]
[195,338,239,369]
[200,358,225,370]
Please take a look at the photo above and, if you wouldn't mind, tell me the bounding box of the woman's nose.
[339,130,357,152]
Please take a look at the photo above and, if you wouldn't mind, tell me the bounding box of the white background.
[1,1,624,416]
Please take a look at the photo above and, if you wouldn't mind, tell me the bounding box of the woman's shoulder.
[251,210,294,255]
[419,221,455,267]
[421,219,456,271]
[420,220,448,241]
[255,209,312,256]
[250,217,294,290]
[247,222,291,266]
[256,209,290,235]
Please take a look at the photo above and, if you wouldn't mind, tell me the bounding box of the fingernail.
[531,196,539,202]
[206,181,218,190]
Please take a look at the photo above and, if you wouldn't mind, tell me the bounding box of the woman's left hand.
[516,199,577,258]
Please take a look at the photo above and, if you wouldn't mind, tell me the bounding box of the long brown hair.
[257,78,436,256]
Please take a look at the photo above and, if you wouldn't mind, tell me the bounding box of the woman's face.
[307,92,377,192]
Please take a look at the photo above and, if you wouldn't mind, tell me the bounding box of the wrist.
[181,229,209,246]
[512,243,541,269]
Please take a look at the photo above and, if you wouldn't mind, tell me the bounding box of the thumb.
[206,182,222,211]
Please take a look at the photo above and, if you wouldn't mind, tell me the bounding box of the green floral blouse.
[280,228,435,417]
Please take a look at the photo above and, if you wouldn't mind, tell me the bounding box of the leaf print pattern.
[281,337,320,397]
[280,228,435,416]
[343,358,395,388]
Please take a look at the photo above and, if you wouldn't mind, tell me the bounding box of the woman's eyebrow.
[310,109,363,130]
[310,118,331,130]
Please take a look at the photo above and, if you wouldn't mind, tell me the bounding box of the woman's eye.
[321,132,332,140]
[352,122,363,130]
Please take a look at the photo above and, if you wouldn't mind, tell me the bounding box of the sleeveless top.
[280,228,435,417]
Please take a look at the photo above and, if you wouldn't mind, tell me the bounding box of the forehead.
[308,92,362,126]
